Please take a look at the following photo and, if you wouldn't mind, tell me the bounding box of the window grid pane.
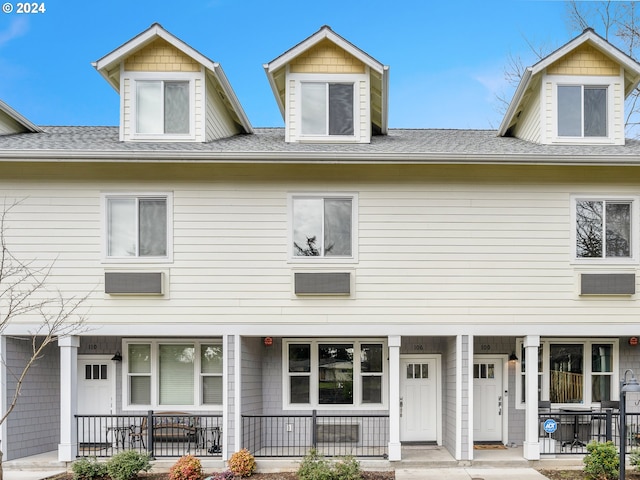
[318,344,353,405]
[164,82,189,134]
[328,83,354,135]
[139,198,167,257]
[301,83,327,135]
[558,85,582,136]
[584,87,607,137]
[107,198,136,257]
[137,81,163,134]
[576,200,604,258]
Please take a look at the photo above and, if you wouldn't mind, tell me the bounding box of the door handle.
[498,395,502,416]
[400,397,403,418]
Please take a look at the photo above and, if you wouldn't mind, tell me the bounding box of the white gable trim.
[265,26,385,75]
[0,99,42,133]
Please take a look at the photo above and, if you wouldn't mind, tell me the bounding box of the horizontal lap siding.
[0,163,639,328]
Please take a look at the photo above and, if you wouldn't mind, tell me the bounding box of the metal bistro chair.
[597,400,619,443]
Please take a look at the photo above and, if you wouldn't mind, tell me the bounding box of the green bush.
[169,455,203,480]
[630,448,640,469]
[297,449,362,480]
[106,450,152,480]
[332,456,361,480]
[71,457,108,480]
[583,441,619,480]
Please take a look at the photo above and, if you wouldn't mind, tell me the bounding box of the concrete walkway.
[395,467,550,479]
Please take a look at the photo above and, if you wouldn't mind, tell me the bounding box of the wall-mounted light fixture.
[508,352,518,362]
[111,351,122,362]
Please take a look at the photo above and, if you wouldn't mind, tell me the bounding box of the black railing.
[537,409,640,455]
[75,412,223,458]
[241,411,389,458]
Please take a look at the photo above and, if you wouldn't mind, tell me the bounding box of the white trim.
[78,355,117,414]
[287,192,359,264]
[233,334,241,457]
[289,73,366,144]
[127,72,198,142]
[101,191,174,264]
[547,75,619,145]
[0,336,6,453]
[222,334,230,461]
[515,337,620,409]
[569,194,639,265]
[282,338,387,411]
[472,354,509,445]
[399,353,442,445]
[121,338,223,411]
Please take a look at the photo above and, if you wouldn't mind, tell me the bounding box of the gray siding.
[443,337,457,456]
[5,338,59,460]
[241,337,263,415]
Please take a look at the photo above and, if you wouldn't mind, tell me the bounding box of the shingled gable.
[498,28,640,145]
[264,25,389,143]
[0,99,42,135]
[92,23,252,142]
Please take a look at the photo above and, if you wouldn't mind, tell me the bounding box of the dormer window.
[134,78,192,137]
[136,80,189,134]
[558,85,607,137]
[301,82,354,136]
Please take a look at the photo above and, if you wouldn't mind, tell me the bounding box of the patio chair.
[597,400,619,442]
[129,417,147,449]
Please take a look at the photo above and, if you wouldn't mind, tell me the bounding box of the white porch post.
[388,335,401,461]
[522,335,540,460]
[58,335,79,462]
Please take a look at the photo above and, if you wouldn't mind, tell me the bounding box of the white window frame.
[551,75,615,144]
[130,72,197,141]
[101,192,173,264]
[122,339,223,411]
[288,192,358,264]
[515,338,619,409]
[291,73,364,143]
[282,338,387,410]
[570,194,638,265]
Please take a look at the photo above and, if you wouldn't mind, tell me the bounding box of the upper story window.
[130,73,195,140]
[290,194,357,261]
[558,85,607,137]
[573,197,636,262]
[104,193,173,262]
[301,82,354,136]
[137,80,189,134]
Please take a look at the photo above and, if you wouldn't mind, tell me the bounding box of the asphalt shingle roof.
[1,126,640,164]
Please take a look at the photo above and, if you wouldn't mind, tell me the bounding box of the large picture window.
[573,197,635,261]
[284,339,386,409]
[516,339,618,408]
[291,194,356,260]
[104,193,172,261]
[125,340,222,409]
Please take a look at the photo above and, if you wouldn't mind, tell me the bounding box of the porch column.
[522,335,540,460]
[58,335,80,462]
[388,335,401,461]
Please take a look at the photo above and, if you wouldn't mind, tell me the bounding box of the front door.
[78,356,116,443]
[400,356,439,442]
[473,357,504,442]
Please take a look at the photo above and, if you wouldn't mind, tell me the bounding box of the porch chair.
[596,400,619,442]
[129,417,147,449]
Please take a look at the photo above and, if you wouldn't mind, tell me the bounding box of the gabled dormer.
[93,23,252,142]
[499,28,640,145]
[0,99,42,135]
[264,26,389,144]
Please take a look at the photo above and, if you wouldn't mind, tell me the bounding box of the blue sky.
[0,0,574,130]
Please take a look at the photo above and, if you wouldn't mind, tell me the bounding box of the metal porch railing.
[75,412,223,458]
[241,411,389,458]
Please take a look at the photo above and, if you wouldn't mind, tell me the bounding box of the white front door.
[78,356,116,443]
[473,357,504,442]
[400,356,439,442]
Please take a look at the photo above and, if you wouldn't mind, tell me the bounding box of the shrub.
[228,449,256,477]
[106,450,152,480]
[631,448,640,470]
[583,441,619,480]
[71,457,108,480]
[297,449,362,480]
[332,456,361,480]
[169,455,203,480]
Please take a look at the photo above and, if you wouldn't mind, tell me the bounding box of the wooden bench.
[129,412,198,447]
